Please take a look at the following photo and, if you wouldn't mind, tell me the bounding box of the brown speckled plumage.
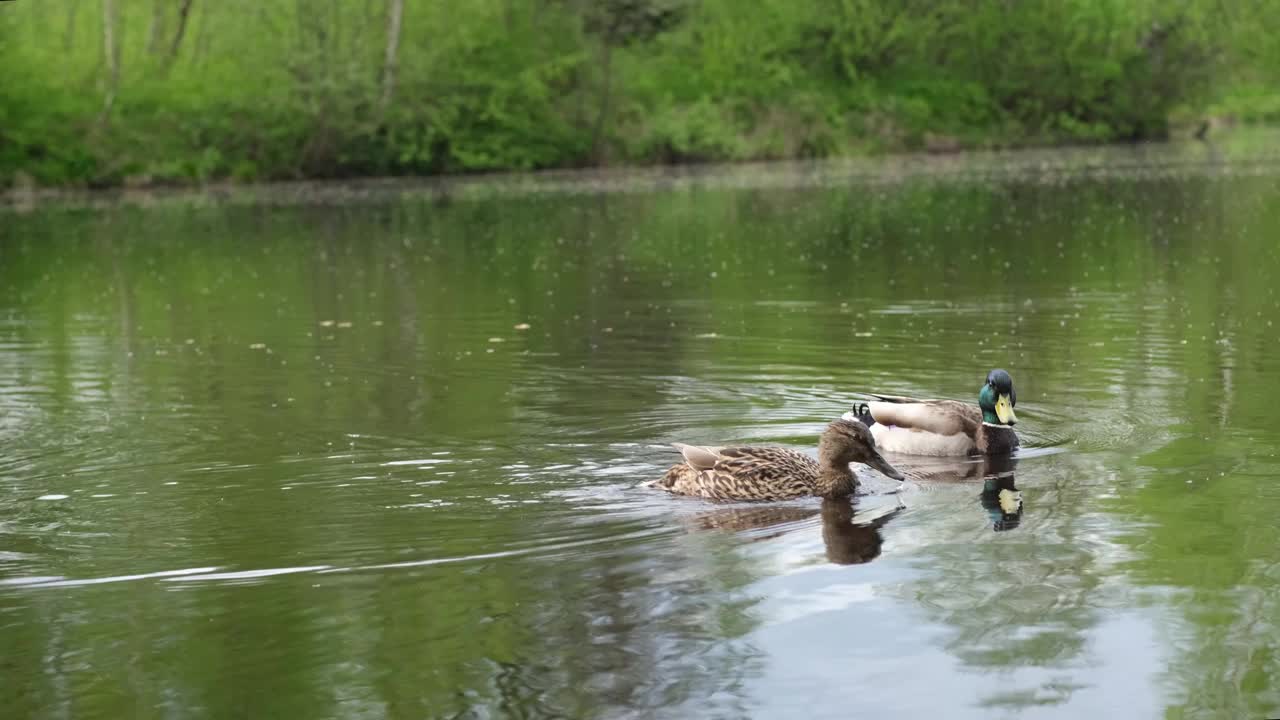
[650,419,903,502]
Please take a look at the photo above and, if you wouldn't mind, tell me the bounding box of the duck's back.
[862,398,981,456]
[658,446,818,501]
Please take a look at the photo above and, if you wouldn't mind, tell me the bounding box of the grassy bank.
[1,0,1278,189]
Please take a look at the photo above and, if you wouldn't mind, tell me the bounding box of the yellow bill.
[995,393,1017,425]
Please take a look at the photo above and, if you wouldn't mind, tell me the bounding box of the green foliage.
[0,0,1276,188]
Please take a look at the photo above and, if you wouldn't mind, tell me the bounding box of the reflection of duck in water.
[821,498,902,565]
[971,454,1022,531]
[649,419,903,501]
[980,473,1022,532]
[844,369,1019,456]
[688,498,904,565]
[889,452,1016,483]
[876,452,1023,532]
[689,504,821,540]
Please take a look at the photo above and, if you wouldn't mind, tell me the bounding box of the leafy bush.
[0,0,1274,187]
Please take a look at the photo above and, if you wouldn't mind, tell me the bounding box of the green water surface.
[2,139,1279,719]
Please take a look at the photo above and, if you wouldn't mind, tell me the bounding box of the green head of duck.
[978,369,1018,426]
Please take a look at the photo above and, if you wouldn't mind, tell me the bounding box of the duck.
[648,419,904,501]
[842,369,1020,456]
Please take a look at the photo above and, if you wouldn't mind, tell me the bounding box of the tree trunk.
[64,0,82,51]
[167,0,195,66]
[147,0,166,54]
[379,0,405,116]
[100,0,120,124]
[193,0,211,64]
[589,39,615,164]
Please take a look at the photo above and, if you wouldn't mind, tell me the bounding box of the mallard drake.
[648,419,904,501]
[842,369,1020,456]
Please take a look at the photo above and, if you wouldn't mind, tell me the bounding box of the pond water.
[2,137,1280,719]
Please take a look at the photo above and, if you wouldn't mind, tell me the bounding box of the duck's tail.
[641,464,684,490]
[844,402,875,426]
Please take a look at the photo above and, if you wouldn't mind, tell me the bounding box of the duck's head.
[979,369,1017,426]
[820,419,905,481]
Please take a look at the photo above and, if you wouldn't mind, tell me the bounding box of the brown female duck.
[648,419,904,501]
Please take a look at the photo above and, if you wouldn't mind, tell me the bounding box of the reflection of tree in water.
[0,193,726,719]
[499,193,699,444]
[358,539,767,719]
[478,493,907,715]
[397,495,907,716]
[895,454,1105,710]
[1115,436,1280,718]
[1106,189,1280,720]
[437,494,911,715]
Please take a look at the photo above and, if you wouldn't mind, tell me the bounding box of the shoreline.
[4,127,1279,212]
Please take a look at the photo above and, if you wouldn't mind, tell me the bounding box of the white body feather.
[869,424,976,456]
[841,410,977,456]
